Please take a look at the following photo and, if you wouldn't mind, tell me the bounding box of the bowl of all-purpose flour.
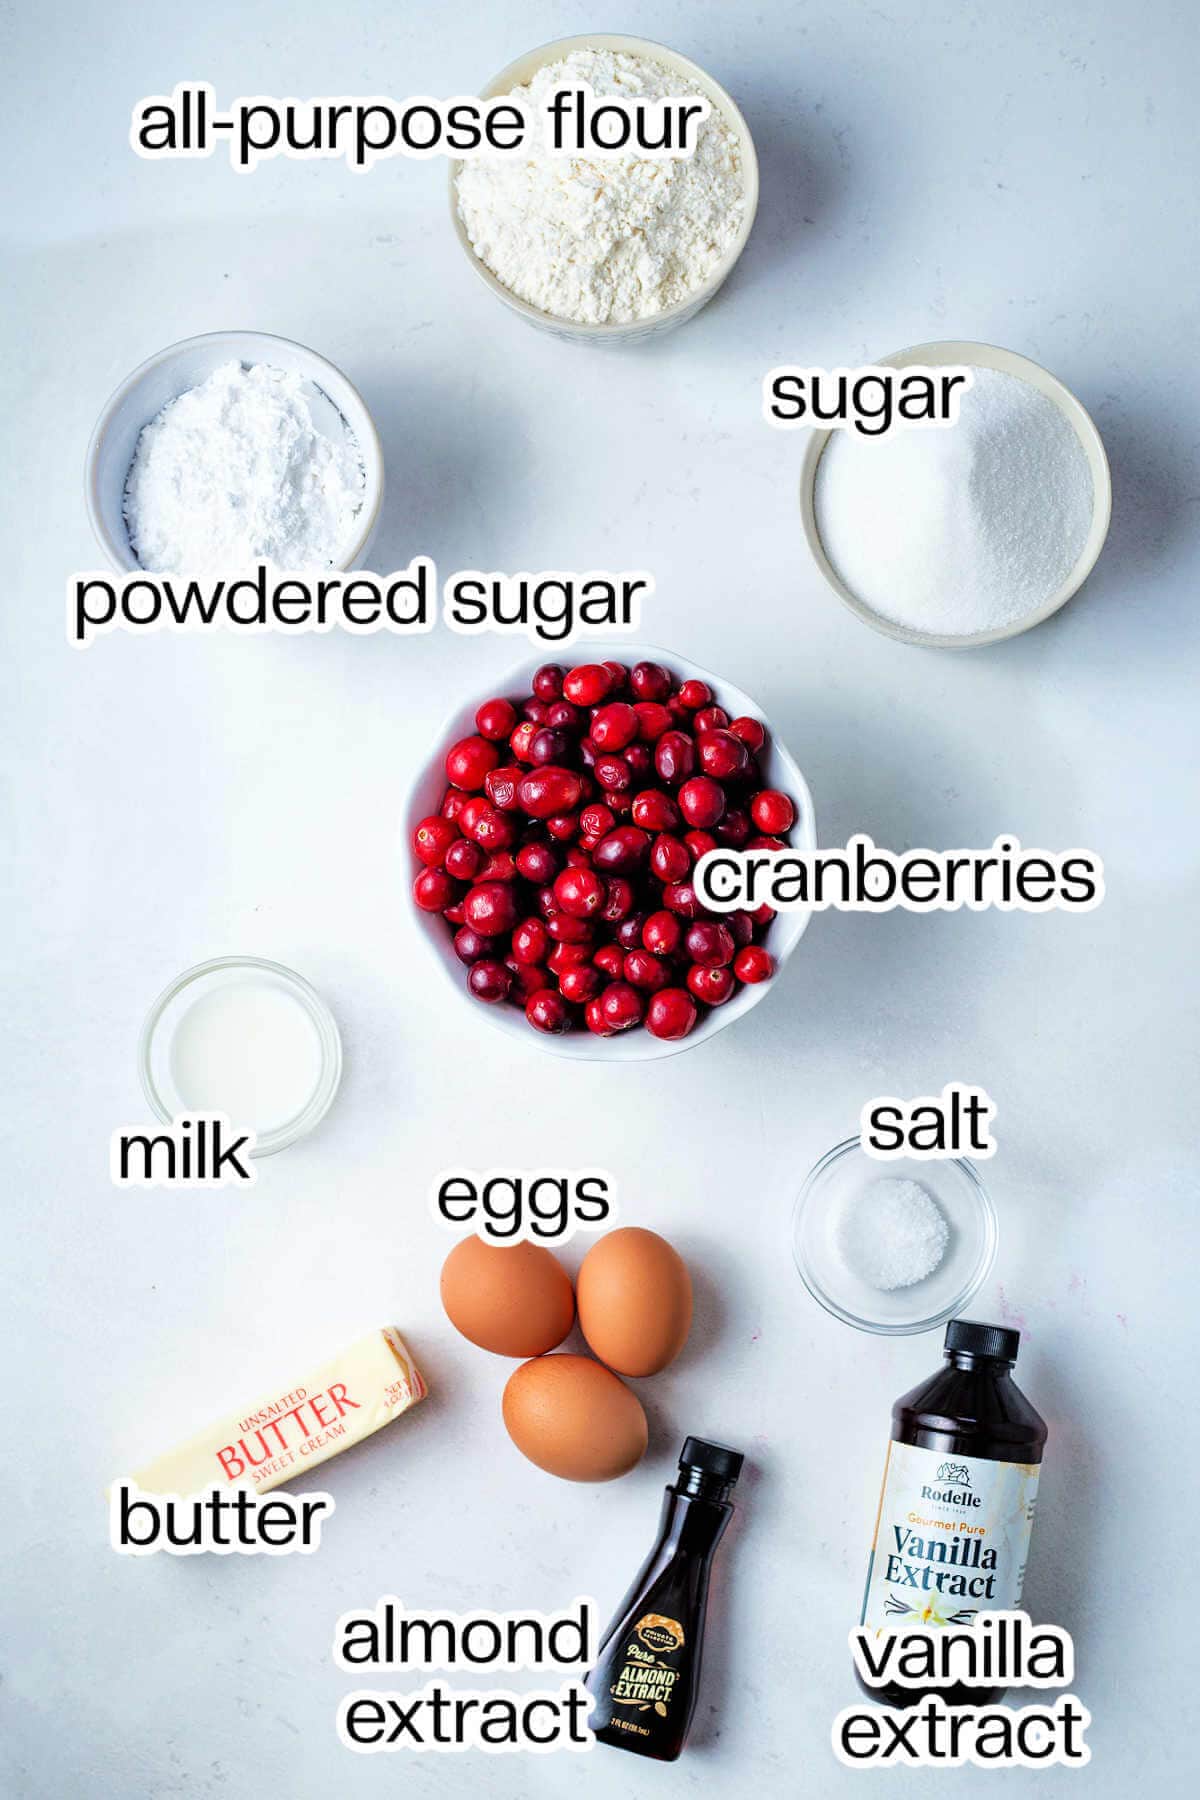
[451,36,758,342]
[85,331,384,573]
[801,342,1111,647]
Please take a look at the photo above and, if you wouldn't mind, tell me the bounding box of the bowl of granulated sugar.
[800,341,1111,647]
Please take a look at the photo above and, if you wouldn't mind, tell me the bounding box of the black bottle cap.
[679,1437,744,1485]
[945,1318,1020,1362]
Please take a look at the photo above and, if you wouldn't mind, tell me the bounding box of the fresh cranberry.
[564,846,592,869]
[478,851,519,883]
[623,742,653,779]
[678,776,726,829]
[683,829,718,862]
[748,902,776,927]
[545,700,583,731]
[444,838,484,881]
[728,909,756,947]
[624,949,669,991]
[663,881,705,918]
[509,721,540,762]
[517,767,583,819]
[554,866,606,919]
[650,833,691,883]
[560,964,603,1004]
[646,988,698,1040]
[523,727,565,767]
[532,663,565,701]
[563,664,611,706]
[751,790,796,834]
[687,964,735,1005]
[470,806,518,852]
[463,881,518,937]
[693,705,730,733]
[445,734,500,791]
[453,925,489,963]
[734,945,774,984]
[593,944,625,979]
[594,754,633,795]
[522,697,550,724]
[469,959,511,1003]
[548,941,592,977]
[748,833,785,851]
[600,877,635,922]
[580,802,616,840]
[717,808,752,847]
[516,842,559,884]
[548,912,594,944]
[475,697,517,741]
[676,679,712,710]
[633,701,672,742]
[686,921,735,968]
[546,811,581,842]
[631,789,681,832]
[441,790,468,822]
[526,989,571,1033]
[593,826,650,874]
[578,735,598,769]
[599,982,644,1032]
[585,997,616,1036]
[413,867,460,912]
[616,911,649,951]
[590,702,639,751]
[506,960,546,1002]
[484,766,522,811]
[643,910,683,956]
[412,815,459,868]
[601,660,629,693]
[535,886,558,919]
[443,902,466,926]
[654,730,696,786]
[630,661,672,701]
[511,918,550,965]
[729,715,766,752]
[698,729,751,781]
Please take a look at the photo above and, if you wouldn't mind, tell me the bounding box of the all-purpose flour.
[124,361,365,573]
[455,49,747,325]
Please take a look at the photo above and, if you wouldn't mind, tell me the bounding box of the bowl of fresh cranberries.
[405,647,816,1059]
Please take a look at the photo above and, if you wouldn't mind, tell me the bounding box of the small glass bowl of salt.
[792,1138,997,1334]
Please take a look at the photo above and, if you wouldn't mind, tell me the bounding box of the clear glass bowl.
[792,1137,997,1334]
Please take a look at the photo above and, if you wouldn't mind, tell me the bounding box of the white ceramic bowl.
[404,645,817,1061]
[799,340,1112,648]
[449,34,759,345]
[84,330,385,573]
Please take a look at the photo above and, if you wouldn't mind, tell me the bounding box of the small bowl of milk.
[138,957,342,1156]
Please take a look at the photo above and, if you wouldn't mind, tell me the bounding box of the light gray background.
[4,1,1197,1795]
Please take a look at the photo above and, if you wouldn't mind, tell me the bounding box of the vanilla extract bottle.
[589,1438,742,1761]
[859,1319,1048,1706]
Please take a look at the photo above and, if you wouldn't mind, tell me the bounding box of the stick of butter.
[129,1328,427,1497]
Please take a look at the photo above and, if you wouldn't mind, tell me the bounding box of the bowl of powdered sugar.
[801,341,1111,646]
[451,36,758,342]
[85,331,384,574]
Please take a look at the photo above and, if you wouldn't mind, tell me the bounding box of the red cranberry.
[580,802,616,840]
[663,881,705,919]
[585,997,616,1036]
[526,989,571,1033]
[453,925,489,963]
[729,715,766,752]
[565,845,592,869]
[634,701,672,741]
[563,663,611,706]
[645,988,698,1040]
[601,660,629,692]
[509,721,540,762]
[594,754,633,795]
[599,982,644,1032]
[734,945,774,984]
[751,790,796,834]
[650,833,690,884]
[414,868,461,912]
[535,886,558,919]
[463,881,518,937]
[597,877,632,923]
[678,775,726,829]
[643,910,683,956]
[683,829,718,862]
[624,949,669,991]
[548,913,594,944]
[717,808,752,847]
[525,699,553,726]
[748,833,785,851]
[443,902,466,926]
[469,959,511,1003]
[546,811,581,842]
[631,789,681,832]
[445,734,500,791]
[654,731,696,786]
[516,843,559,884]
[630,661,672,701]
[478,851,519,883]
[623,742,653,779]
[545,700,583,731]
[511,918,550,965]
[687,964,735,1005]
[748,903,776,926]
[698,729,751,781]
[484,766,522,811]
[593,826,650,874]
[676,678,712,711]
[554,866,606,919]
[506,959,546,1002]
[470,806,518,852]
[686,921,735,967]
[444,838,484,881]
[532,663,565,701]
[728,909,756,947]
[517,767,583,819]
[590,702,639,752]
[560,964,603,1004]
[412,815,459,868]
[441,790,468,822]
[475,697,517,741]
[693,705,730,733]
[615,911,648,951]
[525,727,567,766]
[593,943,625,979]
[578,735,598,768]
[548,941,592,977]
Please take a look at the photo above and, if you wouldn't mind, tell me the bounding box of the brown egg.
[502,1355,648,1482]
[576,1227,693,1376]
[440,1238,574,1358]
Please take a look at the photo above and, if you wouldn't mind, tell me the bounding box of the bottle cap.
[945,1318,1020,1362]
[679,1437,744,1485]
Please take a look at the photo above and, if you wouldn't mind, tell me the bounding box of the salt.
[124,361,364,574]
[814,366,1094,635]
[836,1177,950,1291]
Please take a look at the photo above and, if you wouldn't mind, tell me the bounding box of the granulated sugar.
[836,1178,950,1292]
[455,48,746,325]
[814,366,1094,635]
[124,361,365,573]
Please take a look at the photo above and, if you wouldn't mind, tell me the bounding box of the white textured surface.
[3,2,1197,1798]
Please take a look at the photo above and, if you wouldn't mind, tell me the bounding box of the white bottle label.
[861,1441,1040,1633]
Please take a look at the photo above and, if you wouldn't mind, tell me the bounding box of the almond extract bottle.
[589,1437,743,1761]
[859,1319,1048,1705]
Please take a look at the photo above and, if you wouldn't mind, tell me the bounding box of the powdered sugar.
[124,361,365,573]
[455,48,747,325]
[814,366,1095,636]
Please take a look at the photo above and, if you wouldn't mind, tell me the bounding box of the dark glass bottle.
[858,1318,1048,1707]
[589,1437,743,1761]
